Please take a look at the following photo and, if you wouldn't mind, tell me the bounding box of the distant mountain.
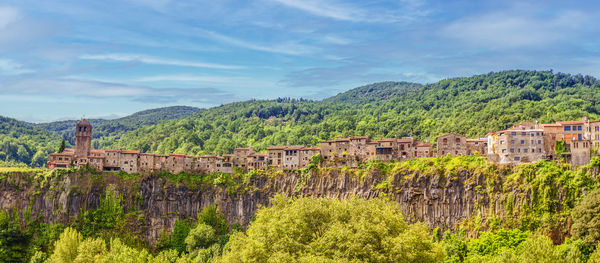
[324,81,423,104]
[0,116,64,167]
[113,70,600,157]
[34,106,202,148]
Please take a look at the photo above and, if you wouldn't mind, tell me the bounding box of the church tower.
[75,119,92,158]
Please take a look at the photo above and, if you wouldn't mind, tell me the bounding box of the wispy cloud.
[269,0,422,23]
[0,59,33,75]
[79,53,244,69]
[200,30,317,55]
[0,6,20,29]
[2,77,237,104]
[442,9,590,49]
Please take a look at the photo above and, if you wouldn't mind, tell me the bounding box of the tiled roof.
[557,121,584,125]
[122,150,141,154]
[268,146,287,150]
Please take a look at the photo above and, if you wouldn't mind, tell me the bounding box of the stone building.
[466,138,488,155]
[436,133,467,156]
[283,145,304,170]
[247,153,267,170]
[413,142,433,158]
[267,146,286,170]
[487,122,545,164]
[234,147,253,168]
[299,147,320,167]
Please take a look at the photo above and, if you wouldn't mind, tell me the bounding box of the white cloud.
[136,74,236,82]
[0,6,20,29]
[442,10,589,49]
[269,0,421,23]
[0,59,32,75]
[79,53,244,69]
[201,30,317,55]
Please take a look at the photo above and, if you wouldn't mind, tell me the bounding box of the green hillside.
[34,106,202,148]
[0,116,64,167]
[114,70,600,156]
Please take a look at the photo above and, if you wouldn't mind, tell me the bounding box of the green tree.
[572,188,600,246]
[0,211,29,263]
[48,227,82,263]
[219,196,445,263]
[58,139,65,153]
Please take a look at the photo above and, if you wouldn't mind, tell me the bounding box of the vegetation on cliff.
[4,156,600,262]
[0,116,63,167]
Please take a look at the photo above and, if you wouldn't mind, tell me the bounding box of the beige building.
[466,138,488,155]
[234,147,253,168]
[267,146,286,170]
[488,122,545,164]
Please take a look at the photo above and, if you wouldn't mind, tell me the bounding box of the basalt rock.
[0,167,554,244]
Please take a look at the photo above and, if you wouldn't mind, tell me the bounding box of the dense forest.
[114,70,600,156]
[0,116,63,167]
[2,70,600,166]
[34,106,201,147]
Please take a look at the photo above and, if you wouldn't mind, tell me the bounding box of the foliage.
[0,211,29,263]
[218,195,445,263]
[47,227,82,263]
[572,187,600,246]
[34,106,201,148]
[156,220,191,255]
[75,188,125,239]
[0,116,63,167]
[110,71,600,156]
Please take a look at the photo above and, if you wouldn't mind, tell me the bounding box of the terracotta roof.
[416,143,432,147]
[50,152,74,156]
[377,138,396,142]
[201,155,219,158]
[302,147,320,150]
[169,153,185,157]
[334,138,350,142]
[557,121,584,125]
[436,133,465,139]
[235,147,252,150]
[268,146,287,150]
[397,137,414,143]
[285,145,305,150]
[105,149,121,152]
[349,136,369,140]
[154,154,168,157]
[140,153,155,156]
[122,150,140,154]
[90,149,105,154]
[542,123,562,127]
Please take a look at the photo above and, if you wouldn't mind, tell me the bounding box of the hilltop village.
[47,117,600,174]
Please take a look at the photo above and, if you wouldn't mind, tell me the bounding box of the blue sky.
[0,0,599,122]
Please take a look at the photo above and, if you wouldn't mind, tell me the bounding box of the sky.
[0,0,599,122]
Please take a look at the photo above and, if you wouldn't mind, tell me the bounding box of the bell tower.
[75,118,92,158]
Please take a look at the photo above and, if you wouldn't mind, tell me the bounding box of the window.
[531,140,534,144]
[514,156,520,161]
[522,132,526,135]
[510,148,514,153]
[565,126,571,131]
[500,140,505,145]
[502,149,507,153]
[536,132,540,136]
[538,148,542,153]
[578,134,582,140]
[511,140,515,144]
[511,132,517,135]
[578,126,582,131]
[538,140,541,144]
[520,140,525,144]
[524,149,528,153]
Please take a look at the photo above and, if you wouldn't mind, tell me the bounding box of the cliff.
[0,158,594,245]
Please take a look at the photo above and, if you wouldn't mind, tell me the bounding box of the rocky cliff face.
[0,165,569,244]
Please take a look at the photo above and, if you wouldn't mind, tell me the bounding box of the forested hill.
[114,70,600,156]
[0,116,63,167]
[34,106,202,148]
[323,81,423,104]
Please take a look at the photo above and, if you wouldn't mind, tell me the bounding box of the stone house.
[283,145,304,170]
[120,150,140,173]
[436,133,467,156]
[398,137,415,160]
[299,147,320,168]
[234,147,253,168]
[247,153,267,170]
[413,142,433,158]
[488,122,545,164]
[267,146,286,170]
[466,138,488,155]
